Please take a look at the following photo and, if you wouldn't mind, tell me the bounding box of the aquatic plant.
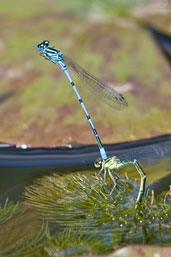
[0,199,49,256]
[0,221,50,257]
[0,199,20,225]
[23,172,171,253]
[0,173,170,256]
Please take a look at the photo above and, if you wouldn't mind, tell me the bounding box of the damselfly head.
[37,40,49,51]
[94,158,102,168]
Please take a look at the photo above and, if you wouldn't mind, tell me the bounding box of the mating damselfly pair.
[37,40,146,206]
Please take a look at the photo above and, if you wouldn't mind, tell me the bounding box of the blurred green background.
[0,0,171,147]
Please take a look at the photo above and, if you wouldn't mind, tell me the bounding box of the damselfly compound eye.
[94,158,102,168]
[37,40,49,51]
[43,40,49,47]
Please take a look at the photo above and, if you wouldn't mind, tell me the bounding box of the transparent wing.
[63,55,128,110]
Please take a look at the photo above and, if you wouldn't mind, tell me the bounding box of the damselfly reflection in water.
[37,40,146,206]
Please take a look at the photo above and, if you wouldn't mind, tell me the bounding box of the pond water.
[0,134,170,256]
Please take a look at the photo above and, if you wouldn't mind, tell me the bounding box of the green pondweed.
[0,198,20,225]
[0,172,170,256]
[23,172,171,248]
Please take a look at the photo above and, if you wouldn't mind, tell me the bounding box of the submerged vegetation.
[0,199,20,225]
[0,172,170,256]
